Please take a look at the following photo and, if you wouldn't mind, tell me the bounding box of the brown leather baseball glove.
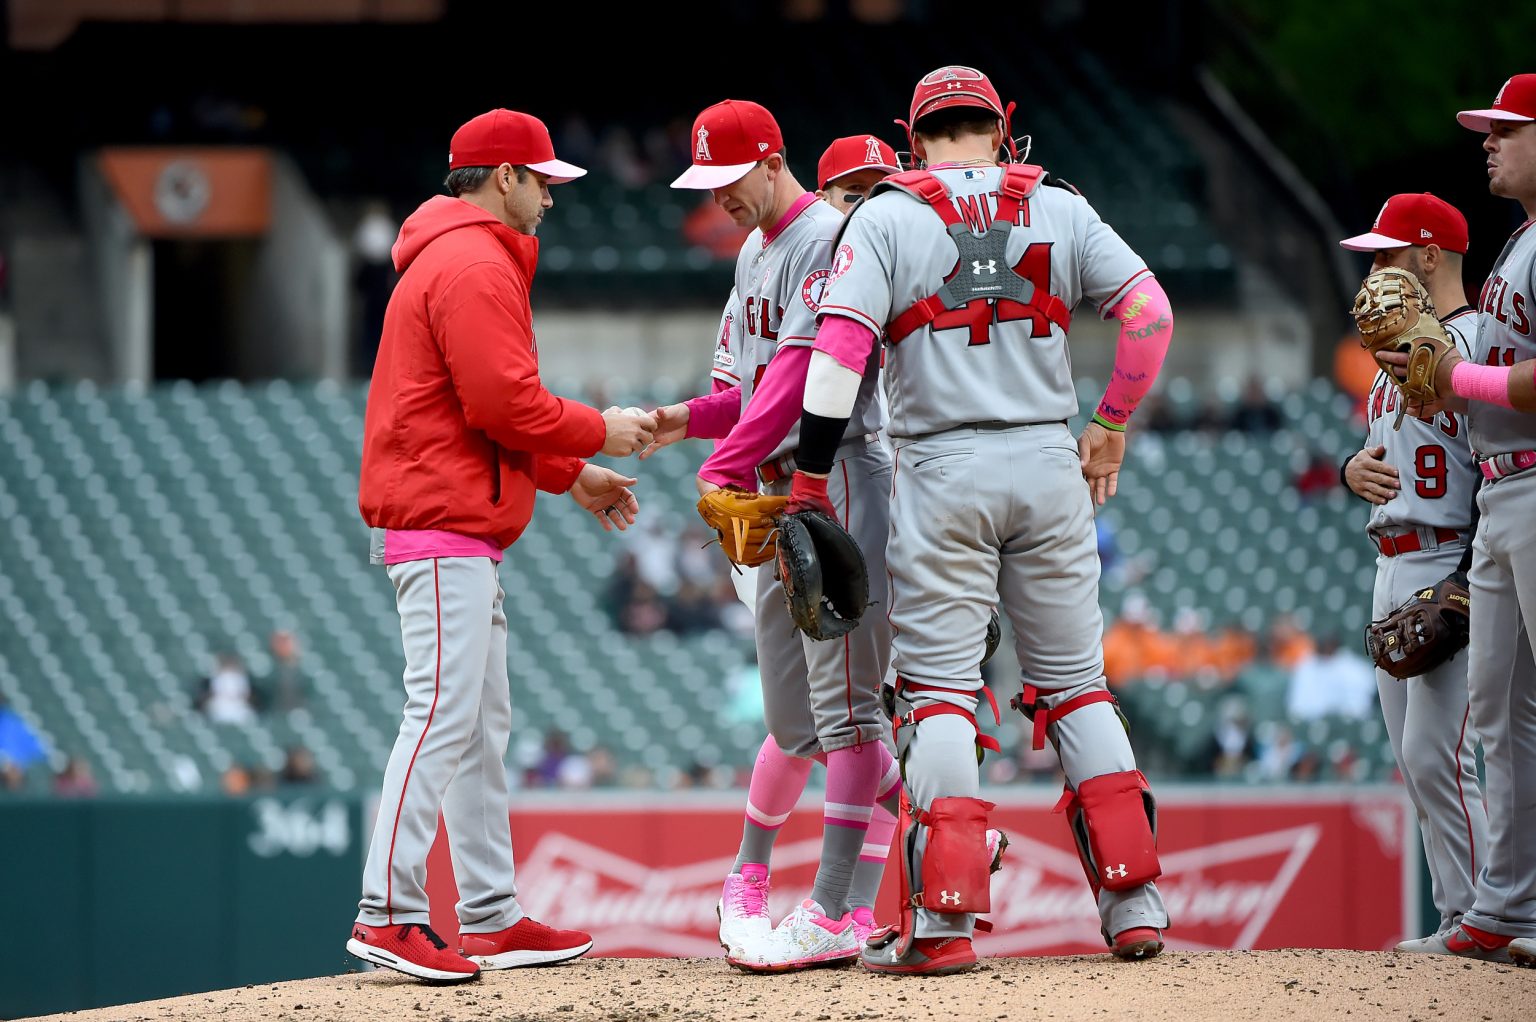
[696,489,789,567]
[1351,267,1456,428]
[1364,570,1471,680]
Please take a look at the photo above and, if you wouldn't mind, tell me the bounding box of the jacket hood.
[392,195,537,273]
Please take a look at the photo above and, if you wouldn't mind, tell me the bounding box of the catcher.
[1341,192,1488,953]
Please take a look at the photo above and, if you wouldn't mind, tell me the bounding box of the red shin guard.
[1058,770,1161,895]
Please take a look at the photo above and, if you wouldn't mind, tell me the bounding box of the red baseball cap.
[1339,193,1468,254]
[909,66,1007,129]
[670,100,784,190]
[1457,74,1536,133]
[817,135,901,189]
[449,109,586,184]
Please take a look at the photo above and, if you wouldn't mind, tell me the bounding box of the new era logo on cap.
[1339,192,1468,254]
[1457,74,1536,133]
[671,100,783,190]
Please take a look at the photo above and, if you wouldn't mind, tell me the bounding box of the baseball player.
[785,65,1174,974]
[1379,73,1536,966]
[649,134,927,965]
[348,108,656,983]
[646,104,900,972]
[1338,193,1487,952]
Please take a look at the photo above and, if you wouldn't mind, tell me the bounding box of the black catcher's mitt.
[776,510,868,641]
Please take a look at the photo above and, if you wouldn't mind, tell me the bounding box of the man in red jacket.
[347,108,657,984]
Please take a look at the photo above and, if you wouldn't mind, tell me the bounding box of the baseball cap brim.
[1457,108,1536,133]
[670,161,758,190]
[527,158,586,185]
[1339,231,1412,252]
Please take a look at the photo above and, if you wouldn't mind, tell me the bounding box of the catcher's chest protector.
[877,165,1072,343]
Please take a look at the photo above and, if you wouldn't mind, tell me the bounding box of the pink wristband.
[1451,360,1516,409]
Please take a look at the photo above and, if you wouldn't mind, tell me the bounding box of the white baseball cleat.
[1396,926,1456,953]
[729,899,859,973]
[1508,936,1536,968]
[987,828,1008,872]
[717,863,772,958]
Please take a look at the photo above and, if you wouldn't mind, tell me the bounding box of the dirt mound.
[21,951,1534,1022]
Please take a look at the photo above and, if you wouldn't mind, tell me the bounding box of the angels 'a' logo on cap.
[921,65,983,86]
[1373,200,1389,228]
[696,128,712,162]
[1496,78,1513,106]
[864,137,883,163]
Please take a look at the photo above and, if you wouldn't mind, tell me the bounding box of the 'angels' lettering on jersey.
[1469,220,1536,457]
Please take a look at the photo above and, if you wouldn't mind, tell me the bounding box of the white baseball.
[623,406,646,417]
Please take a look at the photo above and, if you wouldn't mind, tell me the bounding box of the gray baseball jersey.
[1360,308,1486,934]
[1460,219,1536,942]
[1363,311,1478,535]
[822,166,1148,437]
[822,164,1167,943]
[733,199,883,460]
[1468,220,1536,457]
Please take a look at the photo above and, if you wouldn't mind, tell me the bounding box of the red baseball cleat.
[347,922,480,984]
[459,917,594,970]
[861,933,977,975]
[1112,927,1164,961]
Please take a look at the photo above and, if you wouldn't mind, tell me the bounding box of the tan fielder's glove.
[1351,267,1457,428]
[696,489,789,567]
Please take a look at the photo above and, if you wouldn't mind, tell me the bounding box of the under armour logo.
[696,128,712,161]
[972,260,997,275]
[1105,864,1128,880]
[865,137,883,163]
[939,890,961,906]
[946,81,965,90]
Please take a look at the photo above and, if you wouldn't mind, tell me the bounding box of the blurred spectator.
[1334,333,1378,407]
[352,200,399,377]
[1169,606,1219,681]
[629,520,681,595]
[1267,614,1316,670]
[221,764,252,796]
[586,745,618,787]
[669,580,722,634]
[196,653,257,724]
[1253,722,1303,781]
[526,729,583,789]
[1101,593,1178,687]
[249,765,278,793]
[597,125,652,187]
[1228,376,1282,433]
[264,630,307,713]
[1204,697,1257,779]
[0,694,46,771]
[53,757,99,798]
[1294,448,1341,499]
[1,760,24,793]
[280,745,319,786]
[677,523,721,589]
[1286,634,1377,721]
[619,581,669,635]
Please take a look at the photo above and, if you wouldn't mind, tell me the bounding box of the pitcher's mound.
[22,950,1535,1022]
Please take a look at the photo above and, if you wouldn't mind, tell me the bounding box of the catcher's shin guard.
[1056,770,1161,896]
[870,790,997,962]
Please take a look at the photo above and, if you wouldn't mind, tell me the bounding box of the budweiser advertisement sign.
[422,787,1415,956]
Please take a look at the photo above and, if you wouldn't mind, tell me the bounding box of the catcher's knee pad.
[890,677,1002,767]
[1057,770,1161,895]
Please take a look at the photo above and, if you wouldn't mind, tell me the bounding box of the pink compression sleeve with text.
[1096,276,1174,428]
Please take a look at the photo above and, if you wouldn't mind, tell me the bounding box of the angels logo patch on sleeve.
[801,269,832,312]
[832,244,854,281]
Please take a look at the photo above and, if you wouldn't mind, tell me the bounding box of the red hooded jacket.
[358,195,605,548]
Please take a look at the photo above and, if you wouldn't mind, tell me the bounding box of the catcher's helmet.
[899,65,1022,163]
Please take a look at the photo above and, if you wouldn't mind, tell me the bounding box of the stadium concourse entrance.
[152,238,257,381]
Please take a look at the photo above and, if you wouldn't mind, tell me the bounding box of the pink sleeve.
[699,346,813,490]
[812,314,878,373]
[1094,276,1174,430]
[1452,360,1519,409]
[684,385,743,440]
